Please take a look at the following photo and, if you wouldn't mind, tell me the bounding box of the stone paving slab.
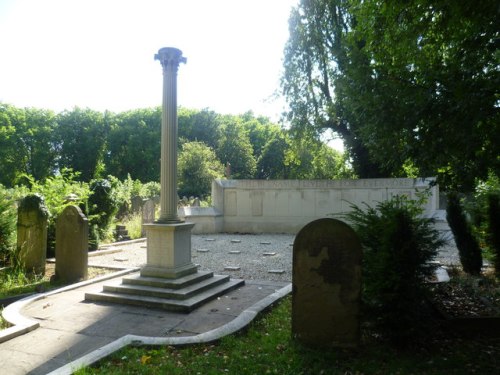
[0,271,290,375]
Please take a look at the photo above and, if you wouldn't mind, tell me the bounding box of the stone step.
[122,271,214,289]
[103,274,230,300]
[85,278,245,313]
[116,236,131,242]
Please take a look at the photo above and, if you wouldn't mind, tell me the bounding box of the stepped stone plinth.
[85,271,244,312]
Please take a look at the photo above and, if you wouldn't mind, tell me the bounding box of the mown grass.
[77,296,499,375]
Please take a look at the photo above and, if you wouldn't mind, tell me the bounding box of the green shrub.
[87,179,119,249]
[344,195,444,345]
[0,185,16,266]
[18,169,90,256]
[446,192,483,275]
[487,193,500,278]
[142,181,160,199]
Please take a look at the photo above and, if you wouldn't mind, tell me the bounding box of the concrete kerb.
[46,283,293,375]
[0,267,139,344]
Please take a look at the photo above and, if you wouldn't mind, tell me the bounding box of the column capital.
[154,47,187,69]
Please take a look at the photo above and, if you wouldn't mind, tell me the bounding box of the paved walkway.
[0,264,290,375]
[0,230,459,375]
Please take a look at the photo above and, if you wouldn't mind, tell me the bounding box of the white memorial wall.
[180,178,439,234]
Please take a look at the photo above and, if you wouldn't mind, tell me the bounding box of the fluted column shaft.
[154,47,186,223]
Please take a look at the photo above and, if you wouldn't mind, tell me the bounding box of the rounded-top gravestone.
[55,205,88,283]
[17,194,49,274]
[292,218,362,348]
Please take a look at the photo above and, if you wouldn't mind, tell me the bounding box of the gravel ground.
[89,233,460,283]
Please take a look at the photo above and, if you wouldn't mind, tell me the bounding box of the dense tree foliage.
[178,142,224,198]
[0,104,58,185]
[105,108,161,182]
[178,107,222,149]
[282,0,499,191]
[216,120,257,179]
[0,102,352,194]
[57,107,110,181]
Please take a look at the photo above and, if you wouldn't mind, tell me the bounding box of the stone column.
[154,47,186,223]
[141,47,196,279]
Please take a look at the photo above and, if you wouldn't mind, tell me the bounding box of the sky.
[0,0,298,122]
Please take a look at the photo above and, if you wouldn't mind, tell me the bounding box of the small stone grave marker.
[292,218,362,348]
[263,252,277,256]
[224,266,241,271]
[17,194,49,275]
[55,205,89,283]
[196,248,209,253]
[141,199,155,236]
[205,238,215,242]
[260,241,271,245]
[230,239,241,243]
[268,269,285,274]
[229,250,241,254]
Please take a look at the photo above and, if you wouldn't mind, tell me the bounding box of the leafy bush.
[18,169,90,256]
[487,193,500,278]
[344,195,444,344]
[446,192,483,275]
[142,182,160,199]
[0,185,16,266]
[465,173,500,262]
[87,179,119,249]
[178,141,224,198]
[108,175,159,219]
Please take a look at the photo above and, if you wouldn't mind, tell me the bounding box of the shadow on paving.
[1,273,288,375]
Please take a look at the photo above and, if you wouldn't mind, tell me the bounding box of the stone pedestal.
[141,222,197,279]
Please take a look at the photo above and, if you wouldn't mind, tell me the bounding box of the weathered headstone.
[141,199,156,236]
[17,194,49,274]
[131,196,144,214]
[292,218,362,348]
[55,205,88,282]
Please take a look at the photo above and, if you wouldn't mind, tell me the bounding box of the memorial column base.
[141,222,198,279]
[85,220,245,312]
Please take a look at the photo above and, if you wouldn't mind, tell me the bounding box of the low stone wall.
[178,206,224,234]
[182,178,439,234]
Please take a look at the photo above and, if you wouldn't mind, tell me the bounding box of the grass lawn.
[77,296,499,375]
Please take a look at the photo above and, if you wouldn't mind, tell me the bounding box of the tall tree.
[56,107,111,181]
[178,107,222,150]
[216,119,257,179]
[0,104,57,186]
[0,103,25,186]
[257,134,290,179]
[282,0,499,190]
[282,0,385,178]
[105,108,161,182]
[348,0,499,191]
[240,113,281,161]
[22,107,58,181]
[178,141,224,198]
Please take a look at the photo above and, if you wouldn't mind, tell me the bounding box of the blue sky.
[0,0,298,122]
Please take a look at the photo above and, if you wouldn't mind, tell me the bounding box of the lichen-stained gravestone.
[292,218,362,348]
[141,199,155,237]
[55,205,88,282]
[17,194,49,274]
